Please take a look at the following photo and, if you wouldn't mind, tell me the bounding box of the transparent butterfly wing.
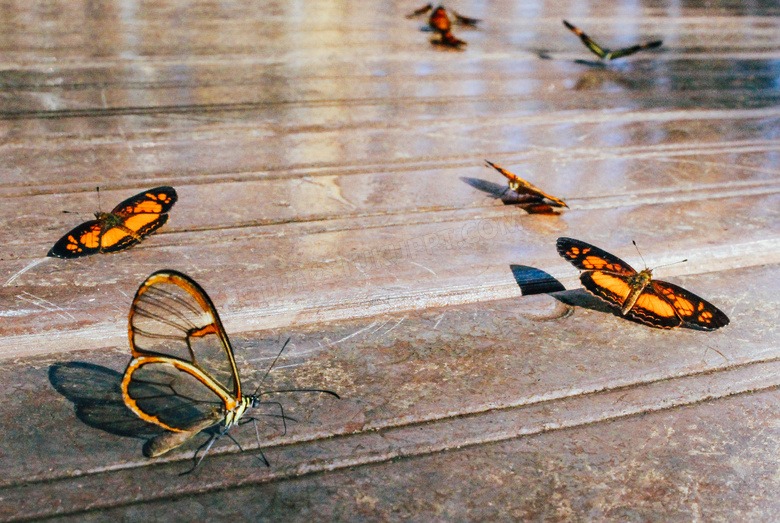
[128,270,241,398]
[123,357,228,432]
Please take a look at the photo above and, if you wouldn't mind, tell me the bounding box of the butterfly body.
[429,6,450,34]
[557,237,729,330]
[48,186,177,258]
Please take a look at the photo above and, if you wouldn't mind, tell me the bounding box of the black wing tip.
[151,185,178,203]
[688,310,730,331]
[47,241,78,259]
[647,40,663,49]
[562,20,575,30]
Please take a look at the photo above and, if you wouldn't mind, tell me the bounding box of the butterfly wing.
[486,161,568,208]
[608,40,662,60]
[122,356,231,435]
[143,416,221,457]
[102,186,177,253]
[437,32,466,48]
[48,220,105,258]
[452,10,480,26]
[648,280,729,330]
[621,284,683,328]
[557,237,639,309]
[406,3,432,18]
[128,270,241,401]
[563,20,608,59]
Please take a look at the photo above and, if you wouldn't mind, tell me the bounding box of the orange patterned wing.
[647,280,729,330]
[621,284,683,329]
[486,161,568,208]
[47,219,109,258]
[557,237,637,308]
[47,186,177,258]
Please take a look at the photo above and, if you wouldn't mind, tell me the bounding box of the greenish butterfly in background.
[563,20,662,60]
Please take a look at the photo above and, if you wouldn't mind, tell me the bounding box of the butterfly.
[407,4,479,26]
[121,269,339,471]
[556,237,729,330]
[486,160,568,209]
[563,20,662,60]
[428,6,466,47]
[48,186,177,258]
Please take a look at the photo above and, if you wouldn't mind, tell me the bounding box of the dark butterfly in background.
[121,270,339,472]
[563,20,662,60]
[556,237,729,330]
[48,186,177,258]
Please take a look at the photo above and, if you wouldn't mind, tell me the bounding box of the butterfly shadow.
[510,265,566,296]
[49,361,166,440]
[461,177,564,215]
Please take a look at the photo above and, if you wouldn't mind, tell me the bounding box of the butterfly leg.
[179,431,221,476]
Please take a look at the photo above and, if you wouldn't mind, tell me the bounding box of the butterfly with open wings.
[48,186,177,258]
[557,237,729,330]
[563,20,662,60]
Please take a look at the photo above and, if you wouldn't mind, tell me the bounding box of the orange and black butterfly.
[563,20,662,60]
[557,237,729,330]
[428,6,466,47]
[406,4,479,26]
[122,270,339,470]
[486,160,568,209]
[48,186,177,258]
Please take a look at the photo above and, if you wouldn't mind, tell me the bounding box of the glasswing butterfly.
[563,20,662,60]
[557,237,729,330]
[122,270,339,471]
[486,160,568,209]
[48,186,177,258]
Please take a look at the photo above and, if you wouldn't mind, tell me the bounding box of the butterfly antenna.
[252,337,291,396]
[633,240,688,270]
[653,258,688,270]
[632,240,648,268]
[261,388,341,400]
[96,186,102,213]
